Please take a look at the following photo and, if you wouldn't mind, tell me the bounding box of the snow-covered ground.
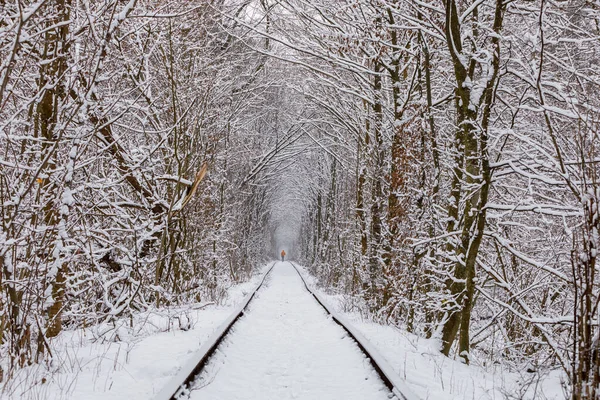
[0,264,272,400]
[294,264,568,400]
[189,262,391,400]
[1,261,568,400]
[338,319,566,400]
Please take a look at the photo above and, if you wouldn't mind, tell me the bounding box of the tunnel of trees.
[1,0,600,397]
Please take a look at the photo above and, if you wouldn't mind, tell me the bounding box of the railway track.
[153,262,418,400]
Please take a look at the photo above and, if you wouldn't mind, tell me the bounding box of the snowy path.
[189,262,392,400]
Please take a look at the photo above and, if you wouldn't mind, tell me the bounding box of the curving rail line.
[153,261,419,400]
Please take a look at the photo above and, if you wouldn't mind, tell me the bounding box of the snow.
[109,0,136,34]
[1,309,230,400]
[1,262,567,400]
[298,265,568,400]
[293,264,418,400]
[188,262,392,400]
[339,318,566,399]
[0,267,270,400]
[155,264,276,400]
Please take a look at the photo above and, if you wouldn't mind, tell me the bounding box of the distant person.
[281,250,286,262]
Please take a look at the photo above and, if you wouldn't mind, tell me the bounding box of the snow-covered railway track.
[154,262,418,400]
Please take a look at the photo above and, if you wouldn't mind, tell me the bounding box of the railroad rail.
[153,261,419,400]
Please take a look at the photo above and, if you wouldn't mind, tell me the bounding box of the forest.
[1,0,599,399]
